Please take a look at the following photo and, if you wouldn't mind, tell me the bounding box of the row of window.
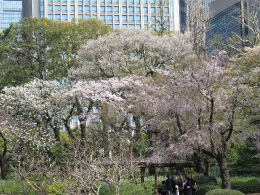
[49,0,155,4]
[48,5,169,13]
[48,14,169,22]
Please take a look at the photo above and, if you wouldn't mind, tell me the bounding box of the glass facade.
[45,0,175,30]
[0,0,23,31]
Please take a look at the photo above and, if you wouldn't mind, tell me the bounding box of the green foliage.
[99,178,155,195]
[45,181,68,195]
[229,177,260,194]
[0,179,37,195]
[134,132,150,157]
[196,175,218,185]
[196,184,222,195]
[205,189,245,195]
[0,17,112,90]
[119,181,154,195]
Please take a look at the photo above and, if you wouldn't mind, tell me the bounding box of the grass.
[217,177,260,194]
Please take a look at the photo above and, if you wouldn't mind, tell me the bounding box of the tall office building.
[0,0,23,31]
[206,0,245,51]
[43,0,181,31]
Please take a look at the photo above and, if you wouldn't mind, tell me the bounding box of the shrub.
[230,177,260,194]
[119,181,154,195]
[196,175,218,185]
[205,189,245,195]
[45,181,67,195]
[195,184,221,195]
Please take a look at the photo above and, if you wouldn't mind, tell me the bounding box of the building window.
[100,6,105,11]
[135,0,140,3]
[114,6,119,12]
[151,16,156,21]
[122,6,127,12]
[150,0,155,3]
[107,6,112,11]
[101,0,105,2]
[151,7,155,13]
[144,24,148,29]
[143,7,148,12]
[136,7,140,13]
[92,15,97,18]
[129,7,134,12]
[48,14,53,19]
[114,15,119,20]
[136,24,141,29]
[114,0,119,2]
[100,15,105,21]
[62,14,68,20]
[129,15,134,21]
[92,0,97,2]
[122,0,127,3]
[128,0,134,3]
[48,5,53,10]
[62,5,67,11]
[165,16,169,21]
[107,0,112,2]
[85,6,90,11]
[123,24,127,28]
[122,15,127,21]
[144,16,148,21]
[107,15,113,20]
[55,5,60,11]
[78,14,83,18]
[55,14,61,20]
[78,6,83,11]
[136,15,141,21]
[71,14,75,19]
[152,24,156,28]
[85,0,90,2]
[143,0,147,3]
[114,24,119,29]
[129,24,135,29]
[92,6,97,11]
[85,15,90,19]
[70,5,75,11]
[164,7,169,13]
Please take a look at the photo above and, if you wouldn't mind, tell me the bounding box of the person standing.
[190,174,197,195]
[165,175,173,195]
[172,175,179,195]
[159,180,167,195]
[183,176,192,195]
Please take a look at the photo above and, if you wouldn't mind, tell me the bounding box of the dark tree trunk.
[0,158,7,179]
[0,131,7,179]
[217,156,231,189]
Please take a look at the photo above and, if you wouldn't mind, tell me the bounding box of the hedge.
[195,184,221,195]
[196,175,218,185]
[205,189,245,195]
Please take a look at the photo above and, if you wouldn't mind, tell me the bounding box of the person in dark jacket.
[165,175,173,195]
[172,175,179,195]
[190,174,197,195]
[183,176,192,195]
[159,180,167,195]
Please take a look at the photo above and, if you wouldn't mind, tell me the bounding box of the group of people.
[158,174,197,195]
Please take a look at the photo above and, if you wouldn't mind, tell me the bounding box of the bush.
[195,184,221,195]
[196,175,218,185]
[45,181,67,195]
[230,177,260,194]
[119,181,154,195]
[205,189,245,195]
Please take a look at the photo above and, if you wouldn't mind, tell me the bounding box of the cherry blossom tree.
[70,29,192,80]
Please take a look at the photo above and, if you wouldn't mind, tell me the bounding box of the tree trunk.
[0,131,7,179]
[217,157,231,189]
[0,158,7,179]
